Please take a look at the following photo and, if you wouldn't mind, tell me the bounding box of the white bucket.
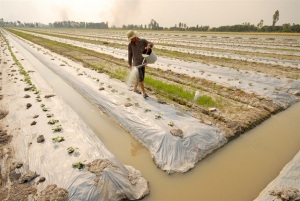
[142,50,157,64]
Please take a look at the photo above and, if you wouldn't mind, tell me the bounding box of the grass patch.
[145,76,193,100]
[145,76,220,108]
[195,95,219,108]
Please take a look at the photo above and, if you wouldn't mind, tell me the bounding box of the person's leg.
[133,81,138,91]
[140,66,148,97]
[140,81,145,94]
[133,67,142,93]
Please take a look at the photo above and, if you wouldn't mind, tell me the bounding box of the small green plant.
[134,102,139,107]
[40,104,45,107]
[46,113,54,118]
[52,125,62,132]
[48,119,59,125]
[67,147,75,154]
[36,98,42,102]
[52,136,64,143]
[168,121,174,127]
[155,114,162,119]
[72,161,86,169]
[126,97,131,101]
[42,107,49,112]
[144,109,151,113]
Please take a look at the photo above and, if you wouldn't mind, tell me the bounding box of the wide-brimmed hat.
[127,30,137,41]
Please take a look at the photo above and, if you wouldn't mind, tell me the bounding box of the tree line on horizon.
[1,10,299,32]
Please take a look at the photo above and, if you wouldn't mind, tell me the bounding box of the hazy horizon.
[1,0,299,28]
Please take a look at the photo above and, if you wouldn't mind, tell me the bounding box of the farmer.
[127,30,153,98]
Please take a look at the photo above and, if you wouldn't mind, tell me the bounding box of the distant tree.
[257,19,264,29]
[281,23,291,32]
[291,23,300,32]
[148,19,161,30]
[273,10,279,26]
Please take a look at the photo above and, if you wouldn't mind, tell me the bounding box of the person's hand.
[146,43,151,50]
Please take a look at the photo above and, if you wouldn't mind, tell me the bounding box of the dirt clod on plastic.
[170,128,183,138]
[37,184,68,201]
[270,187,300,201]
[88,159,117,176]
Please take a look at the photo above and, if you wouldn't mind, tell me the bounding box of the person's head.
[127,30,138,42]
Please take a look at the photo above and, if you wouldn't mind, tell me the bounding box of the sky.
[1,0,299,28]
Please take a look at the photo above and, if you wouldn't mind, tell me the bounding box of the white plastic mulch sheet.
[2,31,149,201]
[5,30,227,173]
[17,30,300,109]
[254,151,300,201]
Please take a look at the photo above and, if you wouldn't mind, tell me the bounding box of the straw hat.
[127,30,137,41]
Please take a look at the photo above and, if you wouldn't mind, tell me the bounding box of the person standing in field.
[127,30,153,99]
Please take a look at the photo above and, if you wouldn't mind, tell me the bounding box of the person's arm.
[146,40,153,49]
[128,43,133,67]
[144,39,153,52]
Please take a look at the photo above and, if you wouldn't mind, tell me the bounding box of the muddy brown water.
[11,37,300,200]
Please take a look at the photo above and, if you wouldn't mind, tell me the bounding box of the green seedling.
[72,161,85,169]
[67,147,75,154]
[48,119,59,125]
[168,121,174,127]
[46,113,54,118]
[155,114,162,119]
[40,104,45,107]
[52,125,62,132]
[36,98,42,102]
[42,107,49,112]
[52,136,64,143]
[144,109,151,113]
[126,97,131,101]
[134,102,139,107]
